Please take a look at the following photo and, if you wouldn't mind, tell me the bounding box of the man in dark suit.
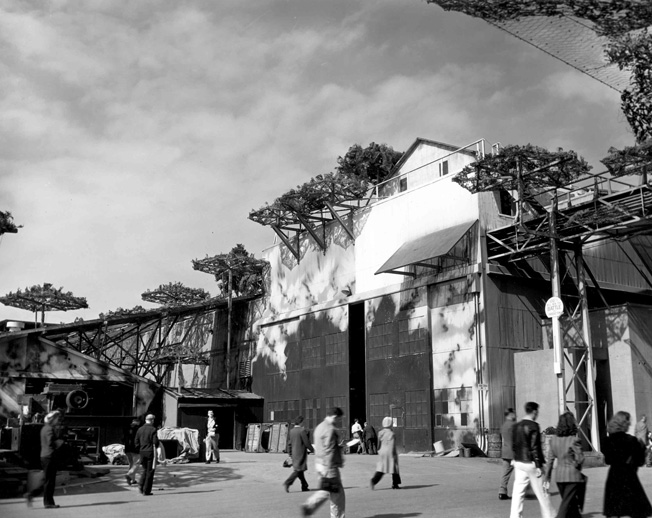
[363,421,377,455]
[25,410,64,509]
[134,414,159,496]
[283,415,314,492]
[498,407,516,500]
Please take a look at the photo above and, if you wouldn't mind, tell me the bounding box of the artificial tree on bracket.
[141,281,211,307]
[0,283,88,325]
[192,244,269,389]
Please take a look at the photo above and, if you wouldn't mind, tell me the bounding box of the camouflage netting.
[427,1,652,142]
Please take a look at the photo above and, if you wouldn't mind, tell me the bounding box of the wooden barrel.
[487,433,502,458]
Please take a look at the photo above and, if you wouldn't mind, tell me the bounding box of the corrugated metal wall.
[365,287,431,452]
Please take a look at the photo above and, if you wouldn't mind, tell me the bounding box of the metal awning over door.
[375,220,477,277]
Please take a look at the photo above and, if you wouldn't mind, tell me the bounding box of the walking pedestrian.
[510,401,555,518]
[370,416,401,490]
[499,407,516,501]
[24,410,65,509]
[603,410,652,518]
[543,412,585,518]
[205,410,220,464]
[283,415,315,492]
[135,413,159,496]
[124,419,141,486]
[351,418,365,454]
[301,407,345,517]
[363,421,377,455]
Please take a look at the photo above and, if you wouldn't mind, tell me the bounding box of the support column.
[227,268,233,389]
[576,244,601,451]
[550,193,565,415]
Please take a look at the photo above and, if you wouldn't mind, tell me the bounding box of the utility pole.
[549,192,566,415]
[226,268,233,390]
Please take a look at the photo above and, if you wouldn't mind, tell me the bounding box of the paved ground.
[2,450,651,518]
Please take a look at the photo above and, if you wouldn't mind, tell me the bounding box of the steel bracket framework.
[35,303,220,384]
[486,173,652,452]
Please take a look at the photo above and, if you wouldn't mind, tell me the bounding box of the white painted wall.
[259,139,481,319]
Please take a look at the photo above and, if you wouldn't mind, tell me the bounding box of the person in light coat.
[370,416,401,490]
[301,407,345,518]
[544,412,585,518]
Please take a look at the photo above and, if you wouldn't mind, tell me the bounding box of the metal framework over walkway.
[4,298,254,385]
[486,171,652,451]
[486,177,652,262]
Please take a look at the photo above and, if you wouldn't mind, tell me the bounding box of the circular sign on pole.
[545,297,564,318]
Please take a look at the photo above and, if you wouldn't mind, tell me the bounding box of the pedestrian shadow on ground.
[362,484,437,491]
[48,500,133,508]
[55,464,243,497]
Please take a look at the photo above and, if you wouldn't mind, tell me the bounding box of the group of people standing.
[124,409,219,496]
[500,401,652,518]
[282,408,400,518]
[350,418,378,455]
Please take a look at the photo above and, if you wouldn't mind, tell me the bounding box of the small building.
[162,387,263,453]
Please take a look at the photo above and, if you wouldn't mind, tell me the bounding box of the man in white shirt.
[351,418,365,454]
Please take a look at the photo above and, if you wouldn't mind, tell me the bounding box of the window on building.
[268,399,300,422]
[439,160,449,176]
[398,317,429,356]
[497,189,516,216]
[399,177,408,192]
[434,386,473,428]
[325,332,346,366]
[268,401,284,422]
[405,390,429,429]
[303,398,322,431]
[369,393,389,428]
[367,322,394,360]
[285,339,300,372]
[302,336,322,369]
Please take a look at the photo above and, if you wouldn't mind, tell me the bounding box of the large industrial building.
[249,136,652,452]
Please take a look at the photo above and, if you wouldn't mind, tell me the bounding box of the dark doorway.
[180,407,235,451]
[349,302,367,428]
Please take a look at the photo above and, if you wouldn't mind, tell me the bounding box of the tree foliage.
[0,211,22,235]
[427,0,652,142]
[141,282,211,307]
[601,139,652,177]
[452,144,591,194]
[335,142,404,185]
[192,244,269,298]
[98,305,149,320]
[0,283,88,313]
[249,142,404,226]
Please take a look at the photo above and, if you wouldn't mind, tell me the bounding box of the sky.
[0,0,635,323]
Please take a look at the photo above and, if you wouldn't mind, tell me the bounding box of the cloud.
[0,0,635,321]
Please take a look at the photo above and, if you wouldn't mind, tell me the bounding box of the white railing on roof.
[367,139,487,204]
